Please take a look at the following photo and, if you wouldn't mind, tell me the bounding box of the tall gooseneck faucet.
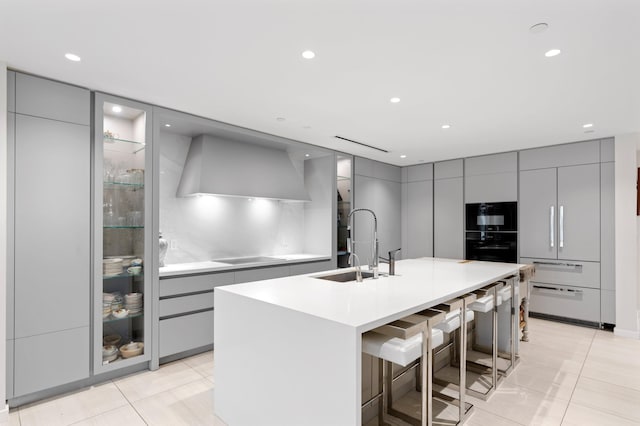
[347,208,379,279]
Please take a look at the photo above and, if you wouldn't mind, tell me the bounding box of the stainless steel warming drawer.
[529,283,600,323]
[520,258,600,290]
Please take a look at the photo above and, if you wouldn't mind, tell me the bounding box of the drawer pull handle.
[532,285,584,295]
[532,261,582,269]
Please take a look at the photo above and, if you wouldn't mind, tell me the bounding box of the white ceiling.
[1,0,639,165]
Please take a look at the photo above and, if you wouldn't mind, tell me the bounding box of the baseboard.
[0,403,8,422]
[613,327,640,339]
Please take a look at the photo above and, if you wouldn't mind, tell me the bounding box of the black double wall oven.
[465,202,517,263]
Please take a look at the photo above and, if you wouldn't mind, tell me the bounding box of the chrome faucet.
[349,253,363,282]
[347,208,379,279]
[379,248,401,276]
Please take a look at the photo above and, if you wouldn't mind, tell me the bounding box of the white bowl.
[112,309,129,319]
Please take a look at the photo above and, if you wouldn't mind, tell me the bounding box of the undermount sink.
[314,270,375,283]
[215,256,280,265]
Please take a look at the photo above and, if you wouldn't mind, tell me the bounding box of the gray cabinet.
[434,160,463,259]
[465,152,517,203]
[14,327,89,396]
[519,140,600,170]
[234,265,290,284]
[15,73,90,125]
[7,70,15,112]
[354,158,402,264]
[520,164,600,262]
[557,164,600,261]
[403,167,433,259]
[159,310,214,358]
[434,177,463,259]
[600,162,615,291]
[14,114,91,338]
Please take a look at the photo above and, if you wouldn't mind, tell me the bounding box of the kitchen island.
[214,257,522,426]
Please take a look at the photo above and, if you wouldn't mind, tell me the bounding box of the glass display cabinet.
[93,93,153,373]
[336,155,352,268]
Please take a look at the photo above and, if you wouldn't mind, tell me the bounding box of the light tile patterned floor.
[2,318,640,425]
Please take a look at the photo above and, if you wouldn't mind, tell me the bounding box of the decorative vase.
[159,232,168,267]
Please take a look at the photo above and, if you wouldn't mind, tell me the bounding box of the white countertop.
[159,253,330,277]
[216,257,523,332]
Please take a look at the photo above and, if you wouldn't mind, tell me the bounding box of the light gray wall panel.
[519,140,600,170]
[6,339,14,398]
[15,73,90,125]
[159,310,214,357]
[234,265,290,284]
[434,159,463,179]
[405,180,433,258]
[7,113,15,340]
[14,115,90,337]
[374,161,401,183]
[600,138,614,163]
[7,70,15,112]
[400,181,408,259]
[407,163,433,182]
[600,162,615,291]
[601,289,615,324]
[354,157,374,178]
[465,152,517,175]
[434,177,464,259]
[465,172,517,203]
[14,327,89,396]
[401,166,408,183]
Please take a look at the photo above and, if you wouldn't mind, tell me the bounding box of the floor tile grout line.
[575,374,640,397]
[111,378,149,426]
[565,400,640,424]
[558,328,596,425]
[473,406,529,426]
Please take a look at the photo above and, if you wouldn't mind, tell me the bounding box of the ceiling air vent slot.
[334,136,389,153]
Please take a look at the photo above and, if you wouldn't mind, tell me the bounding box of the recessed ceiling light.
[112,106,122,113]
[302,50,315,59]
[441,124,451,129]
[64,53,81,62]
[582,123,593,128]
[545,49,561,57]
[276,117,286,122]
[390,97,401,103]
[400,154,407,159]
[164,124,171,127]
[305,154,310,157]
[529,23,549,34]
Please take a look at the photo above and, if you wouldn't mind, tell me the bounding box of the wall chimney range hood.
[177,134,311,201]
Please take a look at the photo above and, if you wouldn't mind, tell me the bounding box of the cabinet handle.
[559,205,564,248]
[549,206,555,248]
[532,260,582,270]
[532,284,583,295]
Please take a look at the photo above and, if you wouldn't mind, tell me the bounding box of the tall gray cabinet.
[520,139,614,325]
[434,159,464,259]
[401,163,433,259]
[8,73,91,398]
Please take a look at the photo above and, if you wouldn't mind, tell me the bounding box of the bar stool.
[429,294,477,424]
[362,310,445,426]
[465,282,504,399]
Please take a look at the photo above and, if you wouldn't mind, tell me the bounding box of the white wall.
[614,133,640,338]
[0,62,8,419]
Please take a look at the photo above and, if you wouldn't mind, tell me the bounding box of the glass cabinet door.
[94,94,152,373]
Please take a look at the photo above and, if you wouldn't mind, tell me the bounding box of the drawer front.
[529,284,600,323]
[289,260,334,276]
[159,310,214,358]
[159,271,234,297]
[520,258,600,289]
[159,292,215,317]
[234,265,290,284]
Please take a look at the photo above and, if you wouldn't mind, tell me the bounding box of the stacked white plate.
[103,258,123,276]
[125,293,143,314]
[105,255,136,268]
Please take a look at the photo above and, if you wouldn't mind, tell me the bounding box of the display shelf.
[103,312,144,324]
[103,272,144,280]
[104,182,144,189]
[104,136,145,146]
[103,226,144,229]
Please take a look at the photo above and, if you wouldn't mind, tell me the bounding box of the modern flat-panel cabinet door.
[434,177,463,259]
[14,114,90,337]
[557,164,600,261]
[519,168,557,260]
[406,180,433,258]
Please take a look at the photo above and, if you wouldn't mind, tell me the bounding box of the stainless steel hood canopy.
[177,134,311,201]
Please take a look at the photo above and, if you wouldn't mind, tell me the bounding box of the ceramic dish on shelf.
[120,342,144,358]
[112,308,129,319]
[105,255,137,267]
[102,345,118,362]
[103,334,121,347]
